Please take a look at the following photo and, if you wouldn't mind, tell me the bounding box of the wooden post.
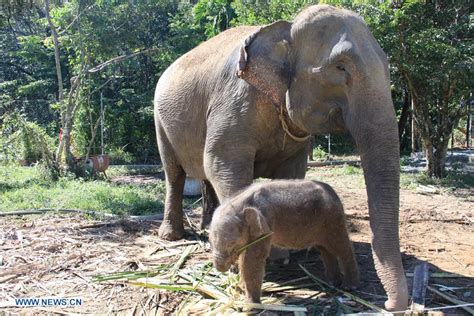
[410,262,430,312]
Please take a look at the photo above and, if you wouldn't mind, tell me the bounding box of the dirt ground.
[0,166,473,315]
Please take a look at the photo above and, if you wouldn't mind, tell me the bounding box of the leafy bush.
[0,113,56,165]
[107,147,135,165]
[312,145,328,161]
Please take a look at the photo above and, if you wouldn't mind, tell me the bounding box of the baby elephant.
[209,180,359,303]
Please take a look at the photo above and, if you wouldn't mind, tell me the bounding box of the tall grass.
[0,165,165,215]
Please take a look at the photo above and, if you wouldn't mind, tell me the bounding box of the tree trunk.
[54,3,87,172]
[421,127,451,178]
[398,88,410,146]
[425,144,448,178]
[55,74,82,169]
[411,98,418,154]
[44,0,63,102]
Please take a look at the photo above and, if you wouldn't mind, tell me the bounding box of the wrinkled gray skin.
[209,180,360,304]
[154,5,408,310]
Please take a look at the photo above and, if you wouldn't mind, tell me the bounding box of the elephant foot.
[341,274,360,290]
[326,272,342,287]
[158,221,184,241]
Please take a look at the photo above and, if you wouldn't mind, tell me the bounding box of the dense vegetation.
[0,0,472,178]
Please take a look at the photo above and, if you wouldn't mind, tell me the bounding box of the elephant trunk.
[348,96,409,311]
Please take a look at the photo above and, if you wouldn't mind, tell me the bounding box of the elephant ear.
[244,207,271,238]
[237,21,292,107]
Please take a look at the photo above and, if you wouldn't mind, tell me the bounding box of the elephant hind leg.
[200,180,219,229]
[318,246,342,286]
[323,228,360,289]
[156,125,186,241]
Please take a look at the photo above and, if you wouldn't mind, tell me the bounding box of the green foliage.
[107,147,135,165]
[0,25,58,125]
[353,1,472,177]
[168,1,205,53]
[194,0,235,37]
[231,0,317,25]
[312,145,328,160]
[0,113,56,165]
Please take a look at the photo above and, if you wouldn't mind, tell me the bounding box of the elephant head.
[237,5,408,311]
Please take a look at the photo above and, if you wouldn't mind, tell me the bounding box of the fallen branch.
[307,160,360,167]
[0,208,114,218]
[0,274,21,283]
[406,272,468,278]
[416,184,439,194]
[299,264,387,313]
[233,301,307,312]
[461,212,473,223]
[347,214,470,225]
[427,285,474,315]
[263,282,319,293]
[0,209,166,225]
[403,218,470,224]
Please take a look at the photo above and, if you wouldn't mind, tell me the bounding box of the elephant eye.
[336,64,346,72]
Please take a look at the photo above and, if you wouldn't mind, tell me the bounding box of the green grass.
[307,163,473,192]
[0,165,41,192]
[0,165,165,215]
[400,170,474,191]
[107,165,163,177]
[306,164,366,189]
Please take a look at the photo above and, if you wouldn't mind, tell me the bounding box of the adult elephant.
[154,5,408,311]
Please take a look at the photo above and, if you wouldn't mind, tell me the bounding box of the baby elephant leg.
[326,233,360,289]
[318,246,342,286]
[238,239,272,303]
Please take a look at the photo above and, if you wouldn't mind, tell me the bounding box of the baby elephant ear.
[244,207,271,237]
[237,21,292,107]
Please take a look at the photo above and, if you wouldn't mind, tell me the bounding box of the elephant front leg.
[238,240,272,304]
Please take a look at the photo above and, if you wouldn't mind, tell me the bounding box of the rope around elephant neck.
[278,105,310,149]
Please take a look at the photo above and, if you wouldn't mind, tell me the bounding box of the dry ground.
[0,166,473,315]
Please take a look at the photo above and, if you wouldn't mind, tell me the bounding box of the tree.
[0,2,58,128]
[232,0,317,25]
[359,1,472,177]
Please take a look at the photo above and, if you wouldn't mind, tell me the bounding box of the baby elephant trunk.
[212,253,235,272]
